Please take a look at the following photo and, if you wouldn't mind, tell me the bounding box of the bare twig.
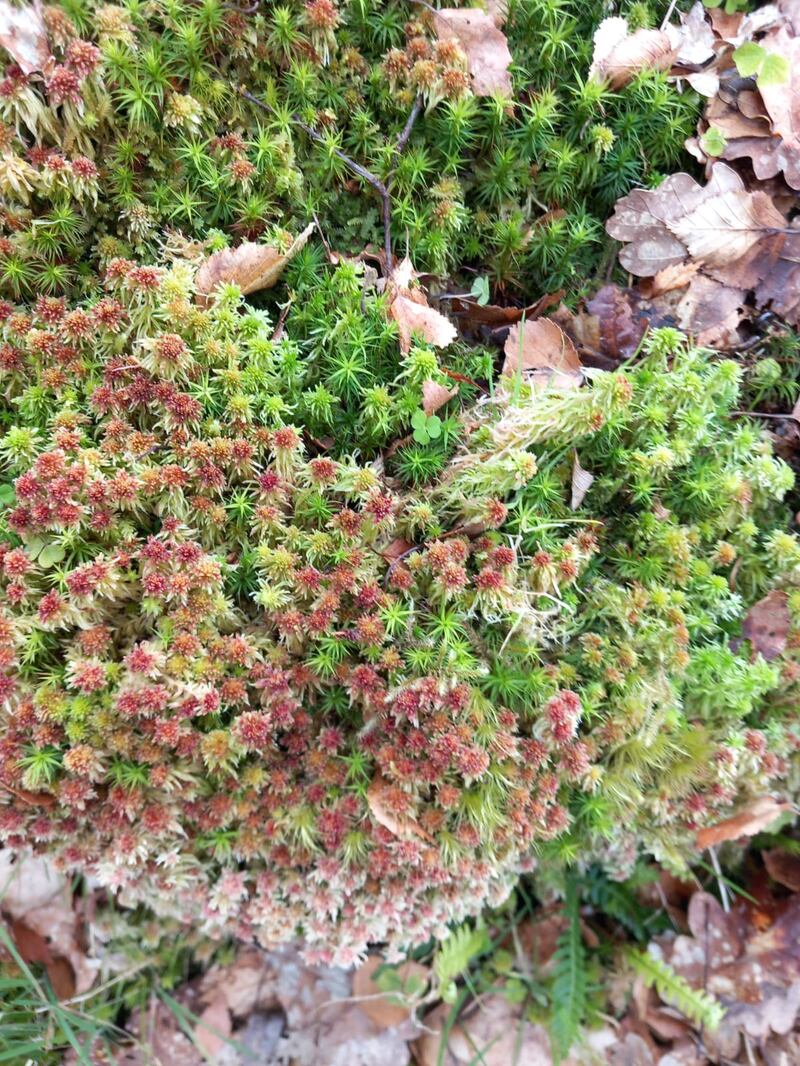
[240,87,424,273]
[708,846,731,913]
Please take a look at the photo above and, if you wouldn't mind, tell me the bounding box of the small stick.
[708,846,731,914]
[241,87,424,273]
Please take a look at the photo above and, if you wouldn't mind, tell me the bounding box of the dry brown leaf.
[589,17,675,90]
[646,261,701,297]
[696,796,793,849]
[195,222,314,306]
[433,8,512,97]
[352,955,429,1029]
[584,284,647,360]
[669,189,787,268]
[502,318,582,381]
[422,378,458,416]
[571,453,594,510]
[0,851,95,996]
[367,774,435,844]
[415,997,554,1066]
[759,27,800,153]
[387,261,457,354]
[194,991,232,1060]
[763,848,800,891]
[742,589,792,660]
[666,2,717,67]
[0,0,51,74]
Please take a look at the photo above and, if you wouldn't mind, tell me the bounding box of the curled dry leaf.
[502,317,582,383]
[742,589,792,660]
[589,17,675,90]
[195,222,314,307]
[367,774,435,844]
[387,261,457,354]
[422,378,458,416]
[0,0,51,74]
[696,795,793,849]
[433,8,513,97]
[571,453,594,510]
[665,2,717,67]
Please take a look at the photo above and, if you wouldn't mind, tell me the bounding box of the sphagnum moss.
[0,248,798,964]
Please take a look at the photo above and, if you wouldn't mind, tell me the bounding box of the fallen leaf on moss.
[195,223,314,306]
[0,0,51,74]
[570,454,594,510]
[502,318,582,384]
[387,261,457,354]
[367,774,435,844]
[589,17,675,90]
[422,378,458,416]
[742,589,792,660]
[763,848,800,891]
[433,8,512,97]
[696,796,793,849]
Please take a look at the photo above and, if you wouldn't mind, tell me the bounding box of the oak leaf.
[0,0,51,74]
[433,8,513,97]
[696,796,792,849]
[195,222,314,306]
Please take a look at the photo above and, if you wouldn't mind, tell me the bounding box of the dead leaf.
[387,260,457,355]
[353,955,429,1029]
[742,589,792,660]
[502,317,582,382]
[195,222,314,306]
[584,284,647,359]
[0,0,51,74]
[696,796,793,849]
[666,3,717,67]
[758,27,800,153]
[0,851,95,997]
[669,189,787,268]
[416,997,554,1066]
[422,378,457,416]
[763,848,800,891]
[645,261,701,297]
[571,453,594,510]
[194,991,232,1060]
[367,774,435,844]
[590,18,676,90]
[433,8,513,97]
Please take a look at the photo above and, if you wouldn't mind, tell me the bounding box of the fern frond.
[549,877,587,1063]
[626,948,725,1030]
[433,923,489,989]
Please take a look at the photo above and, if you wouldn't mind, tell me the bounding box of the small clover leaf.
[733,42,765,78]
[733,43,789,88]
[410,410,443,444]
[700,126,727,157]
[470,275,490,306]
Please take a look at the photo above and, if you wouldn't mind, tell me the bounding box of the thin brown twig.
[240,87,424,273]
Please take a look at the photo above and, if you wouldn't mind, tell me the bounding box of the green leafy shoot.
[411,409,443,444]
